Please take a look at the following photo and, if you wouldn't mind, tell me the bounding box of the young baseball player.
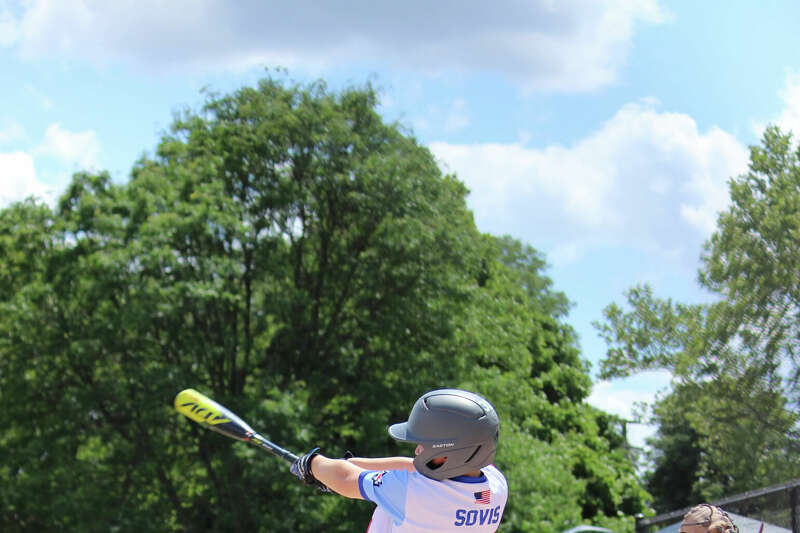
[291,388,508,532]
[678,504,739,533]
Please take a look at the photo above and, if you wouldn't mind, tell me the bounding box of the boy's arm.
[291,450,415,499]
[308,455,366,499]
[344,456,415,472]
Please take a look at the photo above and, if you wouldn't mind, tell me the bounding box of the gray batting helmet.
[388,389,499,480]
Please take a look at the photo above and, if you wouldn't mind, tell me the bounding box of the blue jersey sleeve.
[358,470,409,525]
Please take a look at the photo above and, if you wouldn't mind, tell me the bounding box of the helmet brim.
[388,422,413,442]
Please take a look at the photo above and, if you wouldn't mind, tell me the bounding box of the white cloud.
[587,374,668,419]
[3,0,667,91]
[774,71,800,138]
[587,371,671,449]
[751,72,800,140]
[34,123,99,169]
[0,151,54,206]
[1,123,100,208]
[430,99,749,265]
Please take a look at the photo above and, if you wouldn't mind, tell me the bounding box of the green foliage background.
[0,76,649,532]
[594,127,800,512]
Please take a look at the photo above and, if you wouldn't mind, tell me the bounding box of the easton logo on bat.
[179,401,231,425]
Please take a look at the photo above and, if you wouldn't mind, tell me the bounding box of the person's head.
[680,504,739,533]
[388,388,499,480]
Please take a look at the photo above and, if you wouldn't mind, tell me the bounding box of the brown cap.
[680,504,739,533]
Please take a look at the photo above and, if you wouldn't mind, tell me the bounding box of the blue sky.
[3,0,800,449]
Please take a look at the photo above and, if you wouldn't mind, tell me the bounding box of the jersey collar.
[449,472,487,483]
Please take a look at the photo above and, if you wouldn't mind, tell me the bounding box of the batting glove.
[290,447,330,492]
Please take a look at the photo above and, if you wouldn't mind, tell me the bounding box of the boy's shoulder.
[476,464,504,479]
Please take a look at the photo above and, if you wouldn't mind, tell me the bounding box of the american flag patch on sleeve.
[474,490,491,504]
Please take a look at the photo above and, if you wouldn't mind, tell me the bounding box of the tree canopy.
[0,75,648,532]
[595,126,800,511]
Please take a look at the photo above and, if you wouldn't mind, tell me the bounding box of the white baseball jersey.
[357,465,508,532]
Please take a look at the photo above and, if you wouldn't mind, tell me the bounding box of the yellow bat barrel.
[174,388,255,441]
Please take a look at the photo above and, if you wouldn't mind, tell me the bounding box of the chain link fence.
[635,479,800,533]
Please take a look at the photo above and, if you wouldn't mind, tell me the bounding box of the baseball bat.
[174,388,299,463]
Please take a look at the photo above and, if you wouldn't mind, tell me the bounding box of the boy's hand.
[290,447,330,492]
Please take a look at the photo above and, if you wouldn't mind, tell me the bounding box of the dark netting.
[720,486,794,531]
[635,479,800,533]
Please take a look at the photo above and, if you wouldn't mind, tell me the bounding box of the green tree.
[0,74,649,532]
[1,76,483,532]
[643,386,708,512]
[460,236,650,532]
[594,126,800,512]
